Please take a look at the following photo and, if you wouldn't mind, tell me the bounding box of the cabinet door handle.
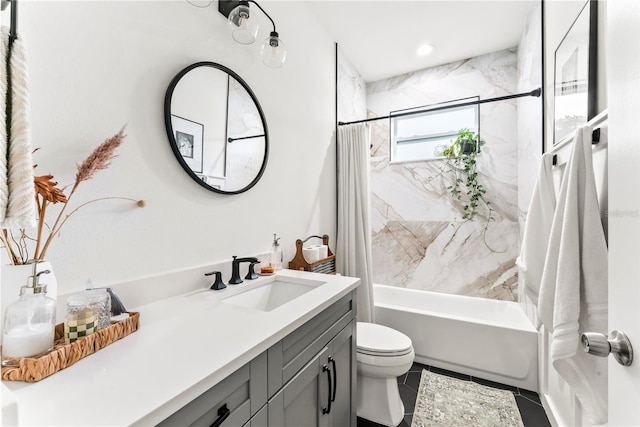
[210,403,230,427]
[322,364,332,415]
[329,356,337,402]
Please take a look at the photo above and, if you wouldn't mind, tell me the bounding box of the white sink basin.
[221,279,319,312]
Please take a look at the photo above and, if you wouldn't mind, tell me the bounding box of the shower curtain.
[337,123,375,323]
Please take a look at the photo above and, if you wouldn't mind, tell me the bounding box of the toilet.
[356,322,415,426]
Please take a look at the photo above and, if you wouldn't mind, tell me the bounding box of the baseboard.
[540,392,561,427]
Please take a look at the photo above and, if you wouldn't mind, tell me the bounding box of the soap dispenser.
[271,234,283,270]
[2,267,56,359]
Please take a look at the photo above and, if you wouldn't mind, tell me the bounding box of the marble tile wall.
[367,48,521,301]
[337,48,367,123]
[516,2,544,320]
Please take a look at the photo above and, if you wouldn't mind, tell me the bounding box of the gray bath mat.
[411,370,524,427]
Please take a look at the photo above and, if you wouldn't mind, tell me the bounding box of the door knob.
[580,330,634,366]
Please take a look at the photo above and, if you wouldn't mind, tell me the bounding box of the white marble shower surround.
[368,48,520,301]
[371,219,519,301]
[337,48,367,123]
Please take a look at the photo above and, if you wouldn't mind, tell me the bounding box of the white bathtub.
[373,284,538,391]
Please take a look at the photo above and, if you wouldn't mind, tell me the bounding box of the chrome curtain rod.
[337,87,542,126]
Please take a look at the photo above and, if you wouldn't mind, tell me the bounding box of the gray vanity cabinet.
[268,346,332,427]
[324,321,356,427]
[267,321,356,427]
[159,290,356,427]
[158,351,268,427]
[267,293,354,396]
[243,405,268,427]
[266,291,356,427]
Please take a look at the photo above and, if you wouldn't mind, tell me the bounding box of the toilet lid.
[357,322,413,356]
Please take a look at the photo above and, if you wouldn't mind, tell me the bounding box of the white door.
[607,1,640,425]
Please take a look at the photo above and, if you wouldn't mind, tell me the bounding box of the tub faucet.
[229,256,261,285]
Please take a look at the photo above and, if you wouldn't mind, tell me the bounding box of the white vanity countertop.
[3,270,360,426]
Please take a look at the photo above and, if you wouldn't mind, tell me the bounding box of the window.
[390,97,480,163]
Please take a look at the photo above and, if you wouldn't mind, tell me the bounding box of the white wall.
[7,1,337,295]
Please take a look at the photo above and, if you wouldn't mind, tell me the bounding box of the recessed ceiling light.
[416,44,435,57]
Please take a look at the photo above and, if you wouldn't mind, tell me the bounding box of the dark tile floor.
[357,362,551,427]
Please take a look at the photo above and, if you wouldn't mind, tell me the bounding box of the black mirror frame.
[164,61,269,195]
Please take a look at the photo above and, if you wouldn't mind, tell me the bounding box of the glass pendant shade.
[261,32,286,68]
[228,2,259,45]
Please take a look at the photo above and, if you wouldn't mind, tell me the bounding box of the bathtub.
[373,284,538,391]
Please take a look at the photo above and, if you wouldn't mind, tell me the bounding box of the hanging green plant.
[432,128,503,252]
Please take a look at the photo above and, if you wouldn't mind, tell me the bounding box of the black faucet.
[229,256,261,284]
[205,271,226,290]
[245,262,260,280]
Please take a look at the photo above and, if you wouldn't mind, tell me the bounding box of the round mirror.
[164,62,269,194]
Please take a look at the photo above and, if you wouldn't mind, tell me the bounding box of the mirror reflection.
[165,62,268,194]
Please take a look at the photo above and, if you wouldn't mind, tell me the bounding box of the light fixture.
[219,0,287,68]
[226,0,258,44]
[261,31,286,68]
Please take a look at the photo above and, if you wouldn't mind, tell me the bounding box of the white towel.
[0,27,9,224]
[517,152,555,324]
[538,126,608,424]
[1,28,36,229]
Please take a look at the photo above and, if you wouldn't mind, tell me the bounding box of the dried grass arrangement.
[0,126,145,265]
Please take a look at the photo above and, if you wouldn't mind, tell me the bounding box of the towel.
[1,27,36,229]
[517,152,556,324]
[538,126,608,424]
[0,27,9,224]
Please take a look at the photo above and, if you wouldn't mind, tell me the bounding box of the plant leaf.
[34,175,68,204]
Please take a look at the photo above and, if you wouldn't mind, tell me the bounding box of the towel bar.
[552,128,601,166]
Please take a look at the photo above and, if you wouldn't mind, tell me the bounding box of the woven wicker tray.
[1,311,139,382]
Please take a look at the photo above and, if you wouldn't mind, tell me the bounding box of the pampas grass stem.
[36,127,127,260]
[1,126,138,264]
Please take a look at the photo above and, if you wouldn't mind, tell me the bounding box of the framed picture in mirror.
[171,115,203,173]
[553,0,597,145]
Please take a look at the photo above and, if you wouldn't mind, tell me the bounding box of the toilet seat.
[357,322,413,357]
